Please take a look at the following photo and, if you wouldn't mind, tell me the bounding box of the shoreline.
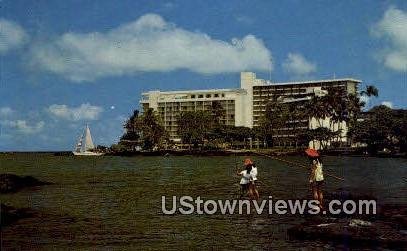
[1,150,405,158]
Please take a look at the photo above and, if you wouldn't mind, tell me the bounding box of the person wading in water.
[305,148,324,209]
[309,157,324,209]
[249,161,260,199]
[237,158,259,200]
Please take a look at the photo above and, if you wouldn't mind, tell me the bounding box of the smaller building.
[140,88,249,141]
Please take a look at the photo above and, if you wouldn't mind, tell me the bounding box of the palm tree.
[326,89,348,146]
[259,97,287,147]
[211,101,225,125]
[305,95,329,128]
[124,110,139,135]
[177,110,213,148]
[360,85,379,97]
[345,85,379,146]
[287,102,301,147]
[120,110,141,150]
[345,93,365,146]
[305,93,339,149]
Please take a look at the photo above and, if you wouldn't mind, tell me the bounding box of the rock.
[348,219,372,227]
[288,203,407,249]
[377,203,407,229]
[0,204,33,228]
[289,218,407,248]
[289,189,407,248]
[0,174,52,193]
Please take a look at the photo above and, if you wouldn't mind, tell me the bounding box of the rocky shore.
[1,204,34,228]
[0,173,52,193]
[1,173,53,229]
[288,189,407,249]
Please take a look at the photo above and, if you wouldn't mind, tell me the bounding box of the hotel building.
[140,72,361,148]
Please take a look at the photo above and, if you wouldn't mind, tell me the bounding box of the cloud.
[282,53,316,76]
[0,107,14,117]
[0,107,44,134]
[1,120,44,134]
[381,101,393,108]
[47,103,103,121]
[29,13,272,82]
[235,15,254,25]
[0,19,28,54]
[372,6,407,72]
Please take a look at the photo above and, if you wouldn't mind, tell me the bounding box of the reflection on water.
[1,154,406,250]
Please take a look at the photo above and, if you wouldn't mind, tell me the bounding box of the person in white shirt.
[251,163,258,183]
[309,157,324,208]
[237,158,259,199]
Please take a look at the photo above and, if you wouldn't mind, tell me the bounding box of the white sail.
[72,125,103,156]
[84,125,95,151]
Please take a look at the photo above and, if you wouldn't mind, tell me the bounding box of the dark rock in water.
[288,203,407,249]
[0,174,52,193]
[288,217,407,248]
[0,204,33,228]
[378,203,407,229]
[290,189,407,248]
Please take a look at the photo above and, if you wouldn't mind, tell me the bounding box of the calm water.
[1,154,406,250]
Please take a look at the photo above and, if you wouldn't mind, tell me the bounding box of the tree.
[392,110,407,152]
[258,97,288,147]
[286,102,307,147]
[305,95,329,128]
[140,108,167,150]
[345,85,379,146]
[304,95,330,149]
[360,85,379,97]
[211,101,225,125]
[119,109,167,151]
[348,105,395,154]
[121,110,141,140]
[177,110,213,148]
[219,125,253,149]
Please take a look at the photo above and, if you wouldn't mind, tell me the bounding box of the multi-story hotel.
[140,72,361,148]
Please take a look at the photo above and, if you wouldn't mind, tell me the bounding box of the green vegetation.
[300,85,380,150]
[256,97,288,147]
[118,108,167,151]
[176,105,254,149]
[177,110,214,148]
[348,105,407,154]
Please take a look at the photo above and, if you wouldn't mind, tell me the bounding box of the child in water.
[237,158,259,200]
[309,157,324,209]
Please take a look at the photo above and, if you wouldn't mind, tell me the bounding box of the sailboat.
[72,125,104,156]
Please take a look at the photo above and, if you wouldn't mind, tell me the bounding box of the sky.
[0,0,407,151]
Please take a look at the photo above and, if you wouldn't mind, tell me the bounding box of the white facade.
[140,72,361,146]
[140,88,250,141]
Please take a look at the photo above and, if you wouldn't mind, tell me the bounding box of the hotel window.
[206,94,211,98]
[198,94,203,98]
[191,95,195,98]
[214,93,219,97]
[221,93,225,97]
